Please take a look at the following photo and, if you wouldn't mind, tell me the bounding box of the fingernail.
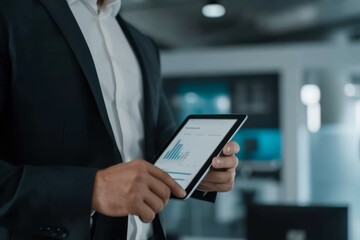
[180,189,187,197]
[226,146,231,153]
[216,158,221,167]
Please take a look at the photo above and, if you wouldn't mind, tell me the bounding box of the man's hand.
[92,160,186,223]
[198,141,240,192]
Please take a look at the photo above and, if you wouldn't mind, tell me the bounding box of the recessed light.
[202,0,226,18]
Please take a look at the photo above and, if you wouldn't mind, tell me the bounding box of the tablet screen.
[154,118,237,189]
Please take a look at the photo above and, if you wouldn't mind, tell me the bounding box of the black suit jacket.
[0,0,216,239]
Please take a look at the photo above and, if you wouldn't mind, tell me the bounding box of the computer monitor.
[246,204,348,240]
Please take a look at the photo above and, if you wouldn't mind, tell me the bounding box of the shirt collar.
[106,0,122,17]
[67,0,121,17]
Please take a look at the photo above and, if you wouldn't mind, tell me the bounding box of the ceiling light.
[202,0,226,18]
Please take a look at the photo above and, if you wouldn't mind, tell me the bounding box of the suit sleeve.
[0,14,98,240]
[153,43,217,203]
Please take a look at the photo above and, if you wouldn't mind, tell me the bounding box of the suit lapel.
[116,16,156,161]
[38,0,121,160]
[38,0,154,163]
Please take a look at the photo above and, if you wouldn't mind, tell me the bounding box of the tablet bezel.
[152,114,248,200]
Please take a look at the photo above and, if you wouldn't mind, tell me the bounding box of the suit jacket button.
[56,227,69,239]
[49,230,58,237]
[39,226,46,235]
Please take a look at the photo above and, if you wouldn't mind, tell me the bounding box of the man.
[0,0,240,239]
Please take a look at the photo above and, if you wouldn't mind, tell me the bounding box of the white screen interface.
[155,119,237,189]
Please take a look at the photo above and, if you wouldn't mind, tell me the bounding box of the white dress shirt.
[67,0,152,239]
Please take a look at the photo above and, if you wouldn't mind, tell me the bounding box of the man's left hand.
[198,141,240,192]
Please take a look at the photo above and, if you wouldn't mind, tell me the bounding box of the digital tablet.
[153,114,248,200]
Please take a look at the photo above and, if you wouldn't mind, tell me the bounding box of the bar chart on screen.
[163,140,190,160]
[155,119,237,188]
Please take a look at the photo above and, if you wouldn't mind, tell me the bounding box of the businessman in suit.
[0,0,240,239]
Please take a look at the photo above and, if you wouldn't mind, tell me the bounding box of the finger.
[221,142,240,156]
[216,182,234,192]
[197,181,213,192]
[202,169,236,184]
[199,181,234,192]
[135,201,156,223]
[148,176,171,205]
[148,165,186,198]
[212,155,238,169]
[144,189,165,214]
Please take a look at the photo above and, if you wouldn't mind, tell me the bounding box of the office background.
[121,0,360,239]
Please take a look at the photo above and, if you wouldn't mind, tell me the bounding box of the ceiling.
[120,0,360,49]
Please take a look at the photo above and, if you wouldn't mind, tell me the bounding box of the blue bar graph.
[170,141,182,159]
[166,171,192,175]
[164,139,189,160]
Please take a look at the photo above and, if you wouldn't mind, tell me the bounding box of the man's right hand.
[91,159,186,223]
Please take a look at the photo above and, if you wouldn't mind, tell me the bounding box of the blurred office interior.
[121,0,360,239]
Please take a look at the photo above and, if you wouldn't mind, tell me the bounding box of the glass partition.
[304,69,360,240]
